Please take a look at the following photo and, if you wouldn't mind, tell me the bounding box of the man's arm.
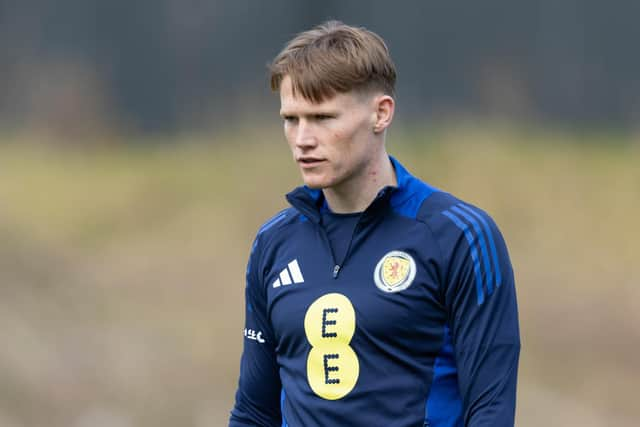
[229,236,282,427]
[441,204,520,426]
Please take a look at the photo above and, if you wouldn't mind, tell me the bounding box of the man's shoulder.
[400,180,498,240]
[247,208,301,269]
[390,159,502,241]
[413,188,505,255]
[254,207,301,241]
[414,190,467,223]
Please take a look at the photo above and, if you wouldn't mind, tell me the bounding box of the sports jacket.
[229,157,520,427]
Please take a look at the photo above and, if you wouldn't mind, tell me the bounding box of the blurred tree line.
[1,0,639,136]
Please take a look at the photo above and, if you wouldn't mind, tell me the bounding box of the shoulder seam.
[413,215,448,297]
[257,208,291,235]
[390,191,449,294]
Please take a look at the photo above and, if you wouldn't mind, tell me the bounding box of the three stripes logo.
[273,259,305,288]
[441,203,503,306]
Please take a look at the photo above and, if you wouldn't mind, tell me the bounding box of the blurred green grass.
[0,126,639,426]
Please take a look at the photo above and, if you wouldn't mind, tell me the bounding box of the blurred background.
[0,1,639,426]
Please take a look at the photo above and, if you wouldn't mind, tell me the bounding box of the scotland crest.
[373,250,416,293]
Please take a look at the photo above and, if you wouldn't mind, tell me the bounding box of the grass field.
[0,126,638,426]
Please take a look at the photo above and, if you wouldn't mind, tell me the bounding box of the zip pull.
[332,265,341,278]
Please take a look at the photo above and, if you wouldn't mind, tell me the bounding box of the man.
[230,21,520,427]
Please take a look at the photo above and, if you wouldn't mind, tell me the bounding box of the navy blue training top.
[230,157,520,427]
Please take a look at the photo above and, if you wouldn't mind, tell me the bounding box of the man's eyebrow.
[280,108,339,118]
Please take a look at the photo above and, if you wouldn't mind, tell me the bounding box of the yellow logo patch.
[374,251,416,293]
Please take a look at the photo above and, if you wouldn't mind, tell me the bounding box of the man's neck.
[322,152,397,214]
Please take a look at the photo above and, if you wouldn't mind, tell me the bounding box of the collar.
[285,156,415,224]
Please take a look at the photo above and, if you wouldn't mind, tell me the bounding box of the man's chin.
[301,175,329,190]
[302,180,325,190]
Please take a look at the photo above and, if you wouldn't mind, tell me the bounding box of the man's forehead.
[280,92,342,113]
[279,77,366,113]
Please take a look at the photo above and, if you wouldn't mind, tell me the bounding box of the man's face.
[279,76,378,190]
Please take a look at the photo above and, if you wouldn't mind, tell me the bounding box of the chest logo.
[272,259,305,288]
[374,250,416,293]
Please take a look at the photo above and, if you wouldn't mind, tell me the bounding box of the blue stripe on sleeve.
[442,210,485,305]
[457,204,502,287]
[425,326,463,427]
[280,389,288,427]
[451,205,494,295]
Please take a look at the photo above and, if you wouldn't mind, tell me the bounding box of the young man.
[230,21,520,427]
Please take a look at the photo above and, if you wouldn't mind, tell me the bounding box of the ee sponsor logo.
[304,293,359,400]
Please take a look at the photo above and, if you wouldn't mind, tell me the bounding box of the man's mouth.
[297,157,326,168]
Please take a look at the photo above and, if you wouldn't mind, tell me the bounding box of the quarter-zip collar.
[285,156,414,222]
[285,156,418,279]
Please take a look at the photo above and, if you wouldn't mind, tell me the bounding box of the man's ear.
[372,95,395,134]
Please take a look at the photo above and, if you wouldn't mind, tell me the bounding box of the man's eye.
[314,114,333,121]
[283,116,298,123]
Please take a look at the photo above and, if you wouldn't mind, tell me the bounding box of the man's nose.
[295,120,317,148]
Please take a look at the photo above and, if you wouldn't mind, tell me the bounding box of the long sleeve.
[229,236,282,427]
[441,204,520,426]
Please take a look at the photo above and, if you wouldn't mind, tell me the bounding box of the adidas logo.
[273,259,305,288]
